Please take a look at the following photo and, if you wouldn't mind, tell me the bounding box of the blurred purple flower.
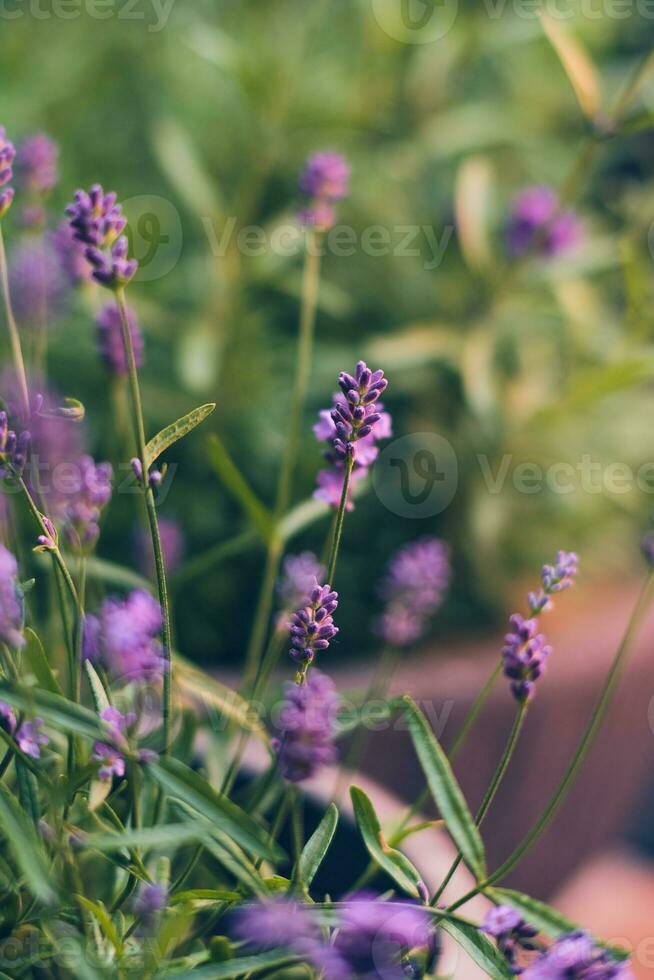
[0,702,16,736]
[91,742,125,781]
[16,133,58,197]
[502,613,552,703]
[9,241,66,329]
[0,544,24,650]
[59,455,112,553]
[234,900,317,950]
[0,126,16,219]
[481,905,538,972]
[66,185,137,289]
[134,882,168,934]
[288,583,339,667]
[16,719,48,759]
[376,538,450,648]
[334,895,433,980]
[51,221,94,287]
[314,465,367,511]
[506,187,582,258]
[99,706,136,747]
[93,590,164,685]
[299,152,350,231]
[136,517,183,579]
[274,668,339,782]
[522,933,632,980]
[96,302,143,376]
[528,551,578,615]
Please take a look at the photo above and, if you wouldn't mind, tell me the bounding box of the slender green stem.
[243,236,322,689]
[325,454,354,588]
[290,787,304,888]
[431,701,528,905]
[446,573,654,915]
[115,288,173,755]
[0,224,30,419]
[17,476,79,609]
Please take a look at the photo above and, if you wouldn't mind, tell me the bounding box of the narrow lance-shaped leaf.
[403,696,487,880]
[351,786,424,899]
[539,11,601,121]
[145,402,216,469]
[206,434,273,542]
[0,681,104,741]
[23,628,63,696]
[0,783,56,903]
[84,661,111,715]
[165,951,299,980]
[441,917,513,980]
[299,802,339,888]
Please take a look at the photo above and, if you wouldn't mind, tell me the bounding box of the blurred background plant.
[2,0,654,665]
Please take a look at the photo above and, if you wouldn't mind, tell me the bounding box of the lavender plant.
[0,126,647,980]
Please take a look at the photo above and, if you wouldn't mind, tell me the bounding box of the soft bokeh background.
[2,2,654,662]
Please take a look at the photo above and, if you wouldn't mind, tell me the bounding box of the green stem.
[446,573,654,915]
[325,454,354,588]
[431,701,528,906]
[243,236,322,689]
[115,288,173,755]
[0,224,30,419]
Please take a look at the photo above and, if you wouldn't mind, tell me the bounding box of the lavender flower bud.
[506,186,582,258]
[481,905,538,972]
[502,614,552,702]
[288,582,339,666]
[16,719,48,759]
[0,127,16,219]
[528,550,578,614]
[66,185,138,290]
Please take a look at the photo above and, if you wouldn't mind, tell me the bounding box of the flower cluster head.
[481,905,538,972]
[55,455,112,553]
[299,151,350,231]
[523,933,632,980]
[377,538,450,647]
[9,242,67,329]
[83,590,164,685]
[66,185,138,289]
[289,582,339,667]
[234,895,434,979]
[528,551,578,614]
[51,221,94,288]
[96,302,143,375]
[273,668,339,782]
[314,362,391,512]
[0,126,16,219]
[506,187,582,259]
[16,719,48,759]
[134,882,168,935]
[16,133,58,197]
[502,614,552,703]
[0,544,25,650]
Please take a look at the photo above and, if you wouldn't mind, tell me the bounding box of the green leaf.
[16,759,40,828]
[23,628,63,696]
[164,951,298,980]
[82,823,207,853]
[175,657,269,742]
[145,403,216,469]
[0,681,104,741]
[351,786,423,898]
[76,897,124,956]
[403,697,486,880]
[148,757,279,861]
[441,917,513,979]
[206,435,273,542]
[0,783,55,903]
[84,555,153,593]
[171,889,241,906]
[84,661,111,715]
[299,803,338,888]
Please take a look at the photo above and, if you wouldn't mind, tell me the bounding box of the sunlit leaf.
[298,803,338,888]
[441,916,513,979]
[455,156,495,271]
[351,786,423,898]
[539,11,601,120]
[23,628,62,696]
[145,403,216,469]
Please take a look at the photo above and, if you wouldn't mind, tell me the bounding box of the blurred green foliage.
[2,0,654,664]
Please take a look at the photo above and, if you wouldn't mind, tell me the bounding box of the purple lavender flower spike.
[506,187,582,259]
[0,126,16,219]
[376,538,450,647]
[35,515,57,552]
[16,133,58,196]
[9,242,66,328]
[481,905,538,972]
[233,900,317,951]
[0,703,17,736]
[299,152,350,230]
[0,544,25,650]
[59,455,112,553]
[528,550,578,614]
[288,582,339,667]
[92,742,126,781]
[273,669,339,782]
[502,614,552,702]
[16,719,48,759]
[96,590,165,685]
[334,895,434,980]
[96,302,143,375]
[523,932,633,980]
[331,361,388,459]
[66,185,138,289]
